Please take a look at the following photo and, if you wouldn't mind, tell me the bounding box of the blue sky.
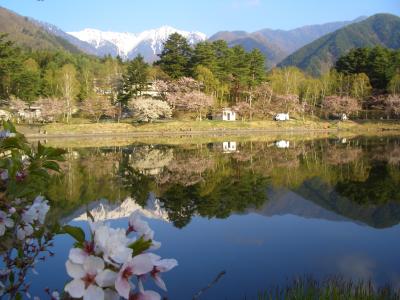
[1,0,399,35]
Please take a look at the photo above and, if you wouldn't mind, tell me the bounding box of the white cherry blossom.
[0,210,14,236]
[94,224,133,265]
[16,223,33,240]
[64,256,117,300]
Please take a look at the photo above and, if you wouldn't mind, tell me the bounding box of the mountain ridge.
[0,6,84,54]
[209,17,367,67]
[278,13,400,75]
[67,26,207,62]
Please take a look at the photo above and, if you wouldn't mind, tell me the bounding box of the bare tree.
[384,94,400,118]
[80,97,117,122]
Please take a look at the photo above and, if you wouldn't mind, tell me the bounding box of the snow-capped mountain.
[62,194,170,224]
[68,26,207,62]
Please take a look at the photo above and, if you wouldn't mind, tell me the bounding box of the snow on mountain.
[68,25,207,62]
[62,193,169,224]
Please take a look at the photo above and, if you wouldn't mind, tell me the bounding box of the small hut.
[214,108,236,121]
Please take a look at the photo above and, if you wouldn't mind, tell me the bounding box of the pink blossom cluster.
[64,212,177,300]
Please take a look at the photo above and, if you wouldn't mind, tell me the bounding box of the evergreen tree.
[118,55,149,104]
[247,48,266,88]
[156,33,192,79]
[191,42,217,74]
[12,58,41,103]
[0,34,22,100]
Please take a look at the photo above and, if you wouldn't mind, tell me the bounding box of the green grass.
[15,118,400,138]
[256,278,400,300]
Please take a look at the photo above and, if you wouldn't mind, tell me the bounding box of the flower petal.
[155,259,178,272]
[66,260,85,279]
[0,225,5,236]
[153,274,167,292]
[131,254,153,275]
[5,218,14,228]
[133,290,161,300]
[84,285,104,300]
[96,269,117,288]
[65,279,85,298]
[115,276,132,300]
[69,248,88,265]
[84,256,105,275]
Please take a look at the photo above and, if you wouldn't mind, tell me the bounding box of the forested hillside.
[279,14,400,75]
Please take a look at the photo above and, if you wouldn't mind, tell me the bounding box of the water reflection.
[25,135,400,299]
[45,136,400,229]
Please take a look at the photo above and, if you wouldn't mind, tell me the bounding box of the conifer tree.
[157,33,192,79]
[118,55,149,104]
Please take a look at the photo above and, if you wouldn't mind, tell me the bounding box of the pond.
[24,135,400,299]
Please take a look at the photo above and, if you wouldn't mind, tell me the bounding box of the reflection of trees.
[160,170,269,228]
[324,147,363,165]
[45,137,400,228]
[129,146,173,175]
[47,148,128,222]
[158,152,215,186]
[336,163,400,204]
[372,143,400,166]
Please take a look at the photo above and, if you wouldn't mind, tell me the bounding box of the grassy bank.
[257,278,400,300]
[16,119,400,138]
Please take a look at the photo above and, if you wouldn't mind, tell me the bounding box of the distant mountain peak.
[68,26,207,61]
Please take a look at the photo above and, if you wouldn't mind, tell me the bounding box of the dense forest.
[0,32,399,122]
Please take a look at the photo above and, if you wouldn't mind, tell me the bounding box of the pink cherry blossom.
[149,256,178,291]
[115,254,153,299]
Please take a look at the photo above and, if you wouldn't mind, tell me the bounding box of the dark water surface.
[28,136,400,299]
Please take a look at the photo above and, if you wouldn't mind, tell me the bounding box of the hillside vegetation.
[279,14,400,75]
[0,7,83,53]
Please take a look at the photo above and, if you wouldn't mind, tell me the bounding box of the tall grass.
[255,277,400,300]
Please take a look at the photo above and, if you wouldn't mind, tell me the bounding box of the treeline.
[0,31,400,122]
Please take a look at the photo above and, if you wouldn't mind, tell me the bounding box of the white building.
[275,140,290,149]
[214,108,236,121]
[223,141,237,152]
[274,113,290,121]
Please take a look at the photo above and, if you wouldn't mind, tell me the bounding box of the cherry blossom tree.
[129,98,172,122]
[322,95,361,119]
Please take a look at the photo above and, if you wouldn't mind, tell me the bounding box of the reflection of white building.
[275,140,290,149]
[214,108,236,121]
[223,141,237,152]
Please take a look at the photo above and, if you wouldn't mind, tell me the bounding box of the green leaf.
[9,271,14,284]
[128,237,152,256]
[42,161,61,172]
[62,225,86,243]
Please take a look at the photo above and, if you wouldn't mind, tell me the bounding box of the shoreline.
[23,127,342,139]
[15,119,400,140]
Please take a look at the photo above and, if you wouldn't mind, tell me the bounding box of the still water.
[28,135,400,299]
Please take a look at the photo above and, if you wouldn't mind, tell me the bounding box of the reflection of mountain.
[253,188,351,223]
[62,194,169,224]
[295,178,400,229]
